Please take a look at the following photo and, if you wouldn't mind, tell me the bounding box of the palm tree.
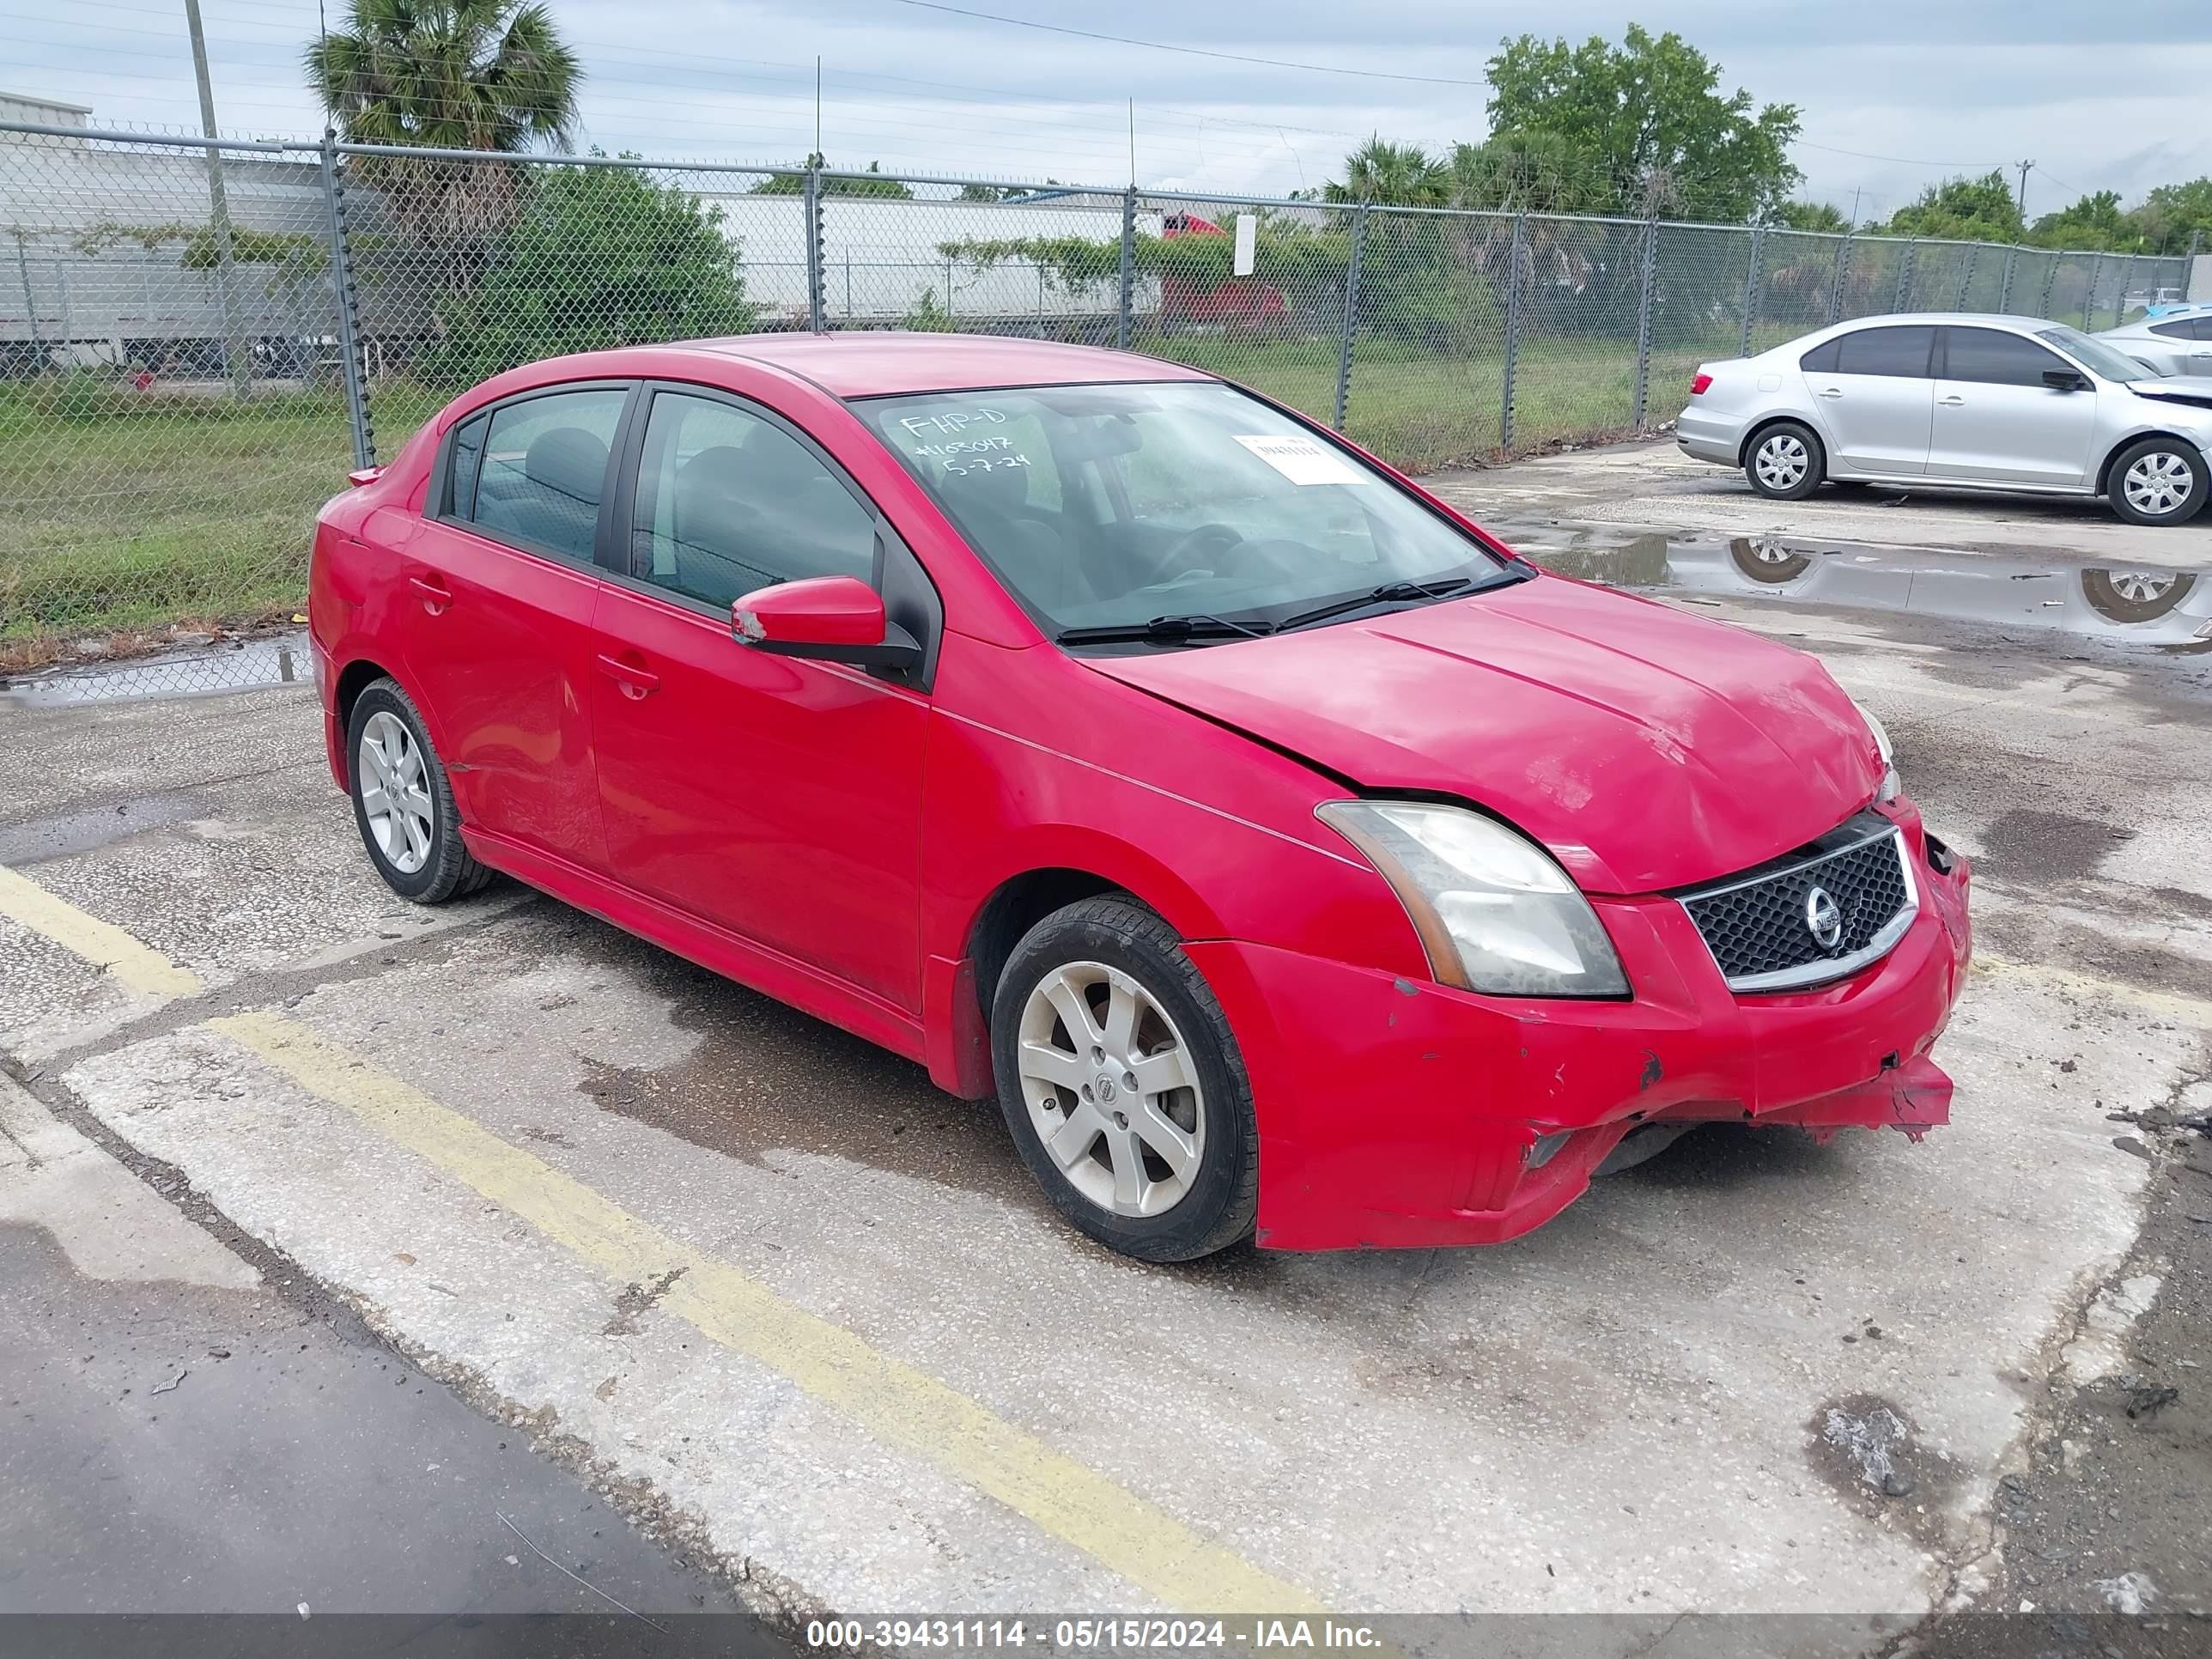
[1325,138,1451,207]
[305,0,581,253]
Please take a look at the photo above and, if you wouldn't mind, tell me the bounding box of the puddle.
[0,792,203,865]
[1491,521,2212,650]
[550,916,1034,1208]
[1,631,310,708]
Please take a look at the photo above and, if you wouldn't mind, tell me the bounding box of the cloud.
[3,0,2207,211]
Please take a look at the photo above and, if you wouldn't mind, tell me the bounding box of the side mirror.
[2042,368,2091,392]
[731,575,921,671]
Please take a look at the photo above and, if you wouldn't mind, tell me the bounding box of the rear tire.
[345,678,494,904]
[1743,421,1824,501]
[2106,437,2209,526]
[990,896,1258,1262]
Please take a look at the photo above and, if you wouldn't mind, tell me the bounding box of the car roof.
[671,331,1218,398]
[1827,313,2062,330]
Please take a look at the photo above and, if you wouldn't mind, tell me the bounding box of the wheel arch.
[2096,428,2208,497]
[1736,411,1827,471]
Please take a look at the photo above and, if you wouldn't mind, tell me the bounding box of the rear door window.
[1940,326,2069,387]
[1799,337,1842,374]
[458,386,629,563]
[1833,325,1936,378]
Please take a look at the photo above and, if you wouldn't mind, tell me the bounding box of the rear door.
[1800,324,1936,475]
[1927,326,2097,487]
[396,381,632,870]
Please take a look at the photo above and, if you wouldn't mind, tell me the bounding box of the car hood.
[1087,574,1882,894]
[2129,374,2212,406]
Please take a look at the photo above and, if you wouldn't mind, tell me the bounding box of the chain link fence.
[2,118,2197,688]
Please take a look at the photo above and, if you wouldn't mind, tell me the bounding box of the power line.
[876,0,1488,87]
[1793,137,2008,171]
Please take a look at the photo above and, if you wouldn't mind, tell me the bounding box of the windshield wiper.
[1268,575,1480,635]
[1055,612,1272,647]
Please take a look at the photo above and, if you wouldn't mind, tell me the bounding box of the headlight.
[1318,801,1629,998]
[1851,698,1900,802]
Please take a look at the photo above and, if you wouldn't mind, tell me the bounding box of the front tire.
[345,678,493,904]
[991,896,1258,1262]
[2106,437,2209,526]
[1744,421,1824,500]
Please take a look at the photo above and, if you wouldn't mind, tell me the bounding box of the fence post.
[11,231,40,363]
[1827,233,1852,325]
[317,133,374,471]
[1998,246,2018,313]
[1893,239,1917,312]
[803,165,826,333]
[1332,201,1368,432]
[2081,252,2100,329]
[1738,225,1764,358]
[1500,213,1526,452]
[1954,244,1978,310]
[1631,216,1659,430]
[2125,251,2144,320]
[1116,187,1136,350]
[2037,252,2059,319]
[2189,230,2204,300]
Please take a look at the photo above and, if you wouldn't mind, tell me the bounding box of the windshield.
[2038,325,2153,385]
[853,381,1512,645]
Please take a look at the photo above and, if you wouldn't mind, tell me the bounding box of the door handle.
[1937,394,1966,406]
[596,653,660,699]
[408,573,453,614]
[1816,386,1843,398]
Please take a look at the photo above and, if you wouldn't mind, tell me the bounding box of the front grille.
[1678,815,1917,992]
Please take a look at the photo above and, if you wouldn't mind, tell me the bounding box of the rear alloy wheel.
[2107,437,2209,526]
[992,896,1257,1261]
[1744,421,1824,501]
[345,678,494,904]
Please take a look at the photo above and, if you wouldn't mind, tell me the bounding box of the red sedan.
[308,334,1972,1261]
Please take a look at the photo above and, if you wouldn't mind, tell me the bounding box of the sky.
[5,0,2211,220]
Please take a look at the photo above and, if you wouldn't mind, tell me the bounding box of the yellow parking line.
[0,865,204,1000]
[1974,952,2212,1029]
[207,1008,1322,1616]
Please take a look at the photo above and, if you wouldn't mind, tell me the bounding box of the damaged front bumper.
[1191,802,1972,1252]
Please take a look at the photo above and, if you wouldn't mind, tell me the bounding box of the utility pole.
[2014,159,2034,222]
[813,56,822,160]
[184,0,251,401]
[1127,98,1136,187]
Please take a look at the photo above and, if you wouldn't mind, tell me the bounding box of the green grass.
[0,379,441,649]
[1,332,1735,645]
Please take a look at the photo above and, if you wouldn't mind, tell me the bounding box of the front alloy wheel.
[1016,961,1206,1218]
[992,896,1258,1261]
[2107,437,2209,526]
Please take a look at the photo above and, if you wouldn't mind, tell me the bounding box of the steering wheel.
[1156,521,1250,580]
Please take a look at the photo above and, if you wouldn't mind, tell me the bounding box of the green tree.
[2131,178,2212,256]
[957,183,1010,203]
[1483,25,1801,220]
[1877,171,2024,243]
[305,0,580,248]
[1446,131,1612,214]
[2031,190,2142,252]
[1767,199,1850,234]
[1324,138,1452,206]
[425,161,752,387]
[750,155,915,199]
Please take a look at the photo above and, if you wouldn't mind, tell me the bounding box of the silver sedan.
[2098,305,2212,379]
[1675,313,2212,526]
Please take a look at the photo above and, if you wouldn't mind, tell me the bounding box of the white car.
[1676,313,2212,526]
[2099,303,2212,379]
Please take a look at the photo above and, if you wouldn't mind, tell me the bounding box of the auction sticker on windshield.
[1233,433,1366,486]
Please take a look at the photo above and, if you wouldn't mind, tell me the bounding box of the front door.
[1802,323,1936,476]
[589,386,929,1013]
[392,382,630,869]
[1926,325,2098,487]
